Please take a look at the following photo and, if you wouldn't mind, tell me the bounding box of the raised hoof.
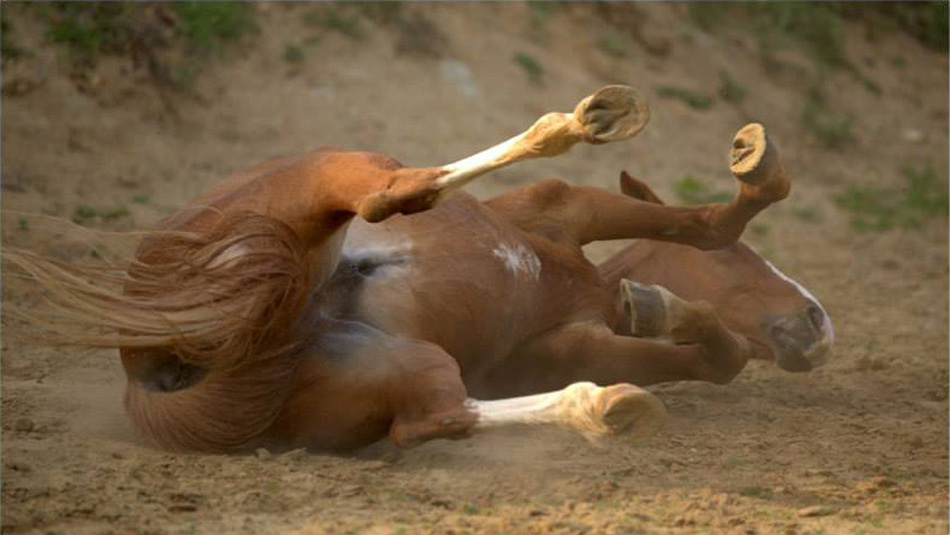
[573,85,650,144]
[729,123,790,202]
[598,383,668,440]
[619,279,669,338]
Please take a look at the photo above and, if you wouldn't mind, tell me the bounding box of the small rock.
[255,447,271,460]
[440,59,478,98]
[278,448,308,464]
[528,508,547,517]
[14,418,34,433]
[797,505,835,517]
[902,128,925,143]
[431,498,454,510]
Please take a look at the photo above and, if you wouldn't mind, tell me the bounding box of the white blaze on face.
[492,242,541,280]
[761,258,835,346]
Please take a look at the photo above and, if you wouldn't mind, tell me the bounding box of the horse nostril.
[806,304,825,331]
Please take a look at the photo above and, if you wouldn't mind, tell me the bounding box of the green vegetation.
[171,2,258,55]
[131,194,150,205]
[34,3,257,87]
[688,3,893,97]
[72,204,130,225]
[717,69,745,104]
[514,52,544,86]
[528,2,556,43]
[801,88,853,149]
[598,28,629,58]
[737,486,774,499]
[835,163,948,232]
[657,86,712,110]
[283,43,305,65]
[304,7,365,40]
[2,14,27,61]
[16,217,29,231]
[462,504,482,515]
[792,205,824,223]
[672,175,732,205]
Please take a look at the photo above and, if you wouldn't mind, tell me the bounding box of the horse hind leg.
[471,381,667,443]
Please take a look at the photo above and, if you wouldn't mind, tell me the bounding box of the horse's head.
[610,173,834,372]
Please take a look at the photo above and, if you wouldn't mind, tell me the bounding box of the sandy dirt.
[2,4,948,534]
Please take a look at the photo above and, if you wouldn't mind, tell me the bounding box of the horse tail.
[4,211,314,452]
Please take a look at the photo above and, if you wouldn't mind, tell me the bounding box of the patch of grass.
[131,194,150,205]
[72,204,130,225]
[792,205,824,223]
[673,175,732,205]
[72,204,99,225]
[749,223,770,237]
[690,3,846,68]
[529,2,556,43]
[462,504,482,515]
[801,89,853,149]
[598,28,629,58]
[717,69,745,104]
[354,2,404,25]
[16,217,29,231]
[2,14,28,61]
[43,3,134,59]
[835,163,948,232]
[514,52,544,86]
[750,3,847,68]
[305,8,365,40]
[283,43,304,65]
[737,486,773,499]
[36,3,257,90]
[171,2,258,55]
[657,86,712,110]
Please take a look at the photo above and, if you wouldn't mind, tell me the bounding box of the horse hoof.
[573,85,650,144]
[729,123,790,202]
[599,383,667,439]
[619,279,668,338]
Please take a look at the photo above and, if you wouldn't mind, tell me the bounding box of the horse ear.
[619,171,665,205]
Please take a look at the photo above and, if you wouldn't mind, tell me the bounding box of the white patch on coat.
[492,242,541,280]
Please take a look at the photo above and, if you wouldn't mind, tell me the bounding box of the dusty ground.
[1,4,948,534]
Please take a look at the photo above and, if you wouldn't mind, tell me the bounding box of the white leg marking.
[470,381,667,442]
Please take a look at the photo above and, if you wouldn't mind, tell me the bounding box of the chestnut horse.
[6,86,832,453]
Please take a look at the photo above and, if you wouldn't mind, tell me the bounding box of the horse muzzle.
[765,302,834,372]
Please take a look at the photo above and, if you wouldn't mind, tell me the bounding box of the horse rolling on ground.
[6,86,833,454]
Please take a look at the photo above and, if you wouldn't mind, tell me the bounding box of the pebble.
[255,447,271,460]
[901,128,925,143]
